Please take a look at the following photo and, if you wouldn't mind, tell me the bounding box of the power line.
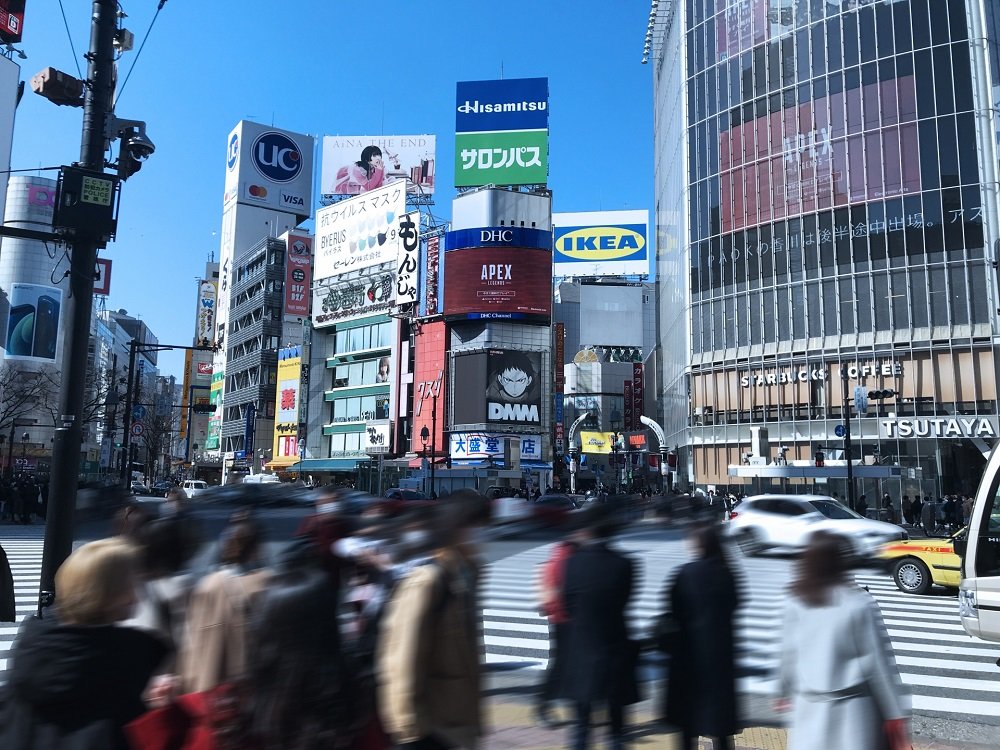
[57,0,83,78]
[114,1,168,108]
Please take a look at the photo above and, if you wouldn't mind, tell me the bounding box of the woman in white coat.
[778,531,910,750]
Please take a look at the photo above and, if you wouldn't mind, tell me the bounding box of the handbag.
[883,718,912,750]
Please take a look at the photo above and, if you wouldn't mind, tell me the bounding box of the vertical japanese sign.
[284,234,312,317]
[454,77,549,187]
[424,234,440,315]
[195,280,216,344]
[554,322,565,452]
[205,370,223,450]
[396,211,420,306]
[632,363,644,430]
[271,347,302,464]
[623,381,634,432]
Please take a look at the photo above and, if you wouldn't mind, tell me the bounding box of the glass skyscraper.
[652,0,1000,500]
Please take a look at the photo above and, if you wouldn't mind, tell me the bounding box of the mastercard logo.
[248,185,268,198]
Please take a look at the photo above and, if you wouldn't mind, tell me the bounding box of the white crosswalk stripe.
[0,527,46,676]
[479,534,1000,724]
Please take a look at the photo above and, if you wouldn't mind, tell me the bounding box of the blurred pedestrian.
[881,494,896,524]
[179,516,271,693]
[535,528,581,727]
[777,531,910,750]
[910,496,922,528]
[377,490,490,750]
[856,494,868,518]
[920,497,935,535]
[0,541,14,622]
[661,524,740,750]
[0,538,169,749]
[562,504,636,750]
[962,495,974,526]
[295,485,351,590]
[901,496,912,526]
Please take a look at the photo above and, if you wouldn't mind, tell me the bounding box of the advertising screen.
[552,210,649,277]
[454,77,549,188]
[313,270,394,329]
[205,370,223,451]
[321,135,435,196]
[223,121,314,221]
[271,347,301,465]
[453,350,543,426]
[0,1,25,44]
[283,233,312,317]
[443,247,552,321]
[195,280,216,344]
[410,321,447,455]
[3,283,61,362]
[720,75,920,233]
[314,180,408,281]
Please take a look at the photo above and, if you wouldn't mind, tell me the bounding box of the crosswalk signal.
[867,389,897,400]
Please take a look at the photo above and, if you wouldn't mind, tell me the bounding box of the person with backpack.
[377,491,490,750]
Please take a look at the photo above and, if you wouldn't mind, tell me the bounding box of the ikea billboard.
[552,210,649,277]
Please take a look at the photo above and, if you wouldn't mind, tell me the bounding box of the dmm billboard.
[314,180,408,281]
[453,350,543,427]
[223,120,314,221]
[552,210,649,277]
[321,135,435,196]
[454,77,549,187]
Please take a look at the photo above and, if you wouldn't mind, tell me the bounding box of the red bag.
[884,718,912,750]
[126,685,251,750]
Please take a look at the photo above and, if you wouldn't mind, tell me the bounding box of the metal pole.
[119,340,137,489]
[430,393,437,499]
[39,0,118,615]
[843,373,856,512]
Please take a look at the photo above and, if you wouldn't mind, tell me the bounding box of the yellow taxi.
[879,531,964,595]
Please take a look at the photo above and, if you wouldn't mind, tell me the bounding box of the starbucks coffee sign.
[880,417,999,439]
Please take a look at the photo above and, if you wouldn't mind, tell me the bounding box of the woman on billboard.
[335,145,388,194]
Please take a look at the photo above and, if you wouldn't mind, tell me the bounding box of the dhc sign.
[445,226,551,252]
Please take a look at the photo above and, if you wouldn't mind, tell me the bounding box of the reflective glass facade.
[654,0,1000,498]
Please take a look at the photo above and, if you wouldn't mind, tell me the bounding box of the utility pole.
[119,339,138,489]
[842,369,856,512]
[38,0,118,615]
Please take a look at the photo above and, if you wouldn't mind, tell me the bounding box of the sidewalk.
[482,680,994,750]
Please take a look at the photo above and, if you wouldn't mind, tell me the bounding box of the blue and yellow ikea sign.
[552,210,649,277]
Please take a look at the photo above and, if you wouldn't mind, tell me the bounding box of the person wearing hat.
[377,490,490,749]
[561,504,637,750]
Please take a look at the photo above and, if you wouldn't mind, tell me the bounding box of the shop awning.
[286,458,360,472]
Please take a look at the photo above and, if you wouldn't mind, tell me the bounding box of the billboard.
[272,346,302,466]
[720,75,919,233]
[450,433,543,462]
[313,271,394,328]
[4,283,61,361]
[410,321,447,455]
[314,180,408,281]
[223,120,314,221]
[284,233,311,317]
[578,285,644,348]
[364,421,392,455]
[321,135,435,196]
[579,431,620,455]
[453,350,543,426]
[454,77,549,188]
[424,235,441,316]
[443,247,552,321]
[0,2,24,44]
[195,280,216,344]
[205,370,224,451]
[395,212,420,306]
[552,210,649,277]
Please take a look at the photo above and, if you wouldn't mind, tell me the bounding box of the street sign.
[132,405,146,421]
[854,386,868,414]
[835,424,846,438]
[130,422,144,438]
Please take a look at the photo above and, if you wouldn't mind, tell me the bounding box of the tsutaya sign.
[741,361,903,388]
[880,417,999,440]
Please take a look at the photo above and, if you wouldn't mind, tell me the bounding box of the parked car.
[130,481,151,496]
[181,479,209,500]
[725,494,907,557]
[879,530,965,594]
[531,493,580,527]
[381,488,432,516]
[150,480,175,497]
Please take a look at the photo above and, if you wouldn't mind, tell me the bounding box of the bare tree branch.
[0,365,59,434]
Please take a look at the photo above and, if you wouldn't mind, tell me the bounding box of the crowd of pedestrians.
[0,483,914,750]
[0,475,48,524]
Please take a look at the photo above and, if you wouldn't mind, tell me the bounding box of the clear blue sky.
[12,1,653,378]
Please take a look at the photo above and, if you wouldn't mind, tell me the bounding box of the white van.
[181,479,208,499]
[243,473,280,485]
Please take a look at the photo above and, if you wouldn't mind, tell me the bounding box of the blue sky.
[12,1,653,377]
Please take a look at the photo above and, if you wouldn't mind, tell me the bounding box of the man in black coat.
[561,506,636,750]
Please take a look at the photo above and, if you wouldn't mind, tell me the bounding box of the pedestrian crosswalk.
[0,526,45,676]
[481,530,1000,725]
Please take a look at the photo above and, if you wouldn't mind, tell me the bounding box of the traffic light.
[867,389,897,400]
[192,404,217,414]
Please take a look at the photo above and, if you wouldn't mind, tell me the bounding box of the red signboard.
[0,1,25,44]
[425,235,440,314]
[284,233,312,317]
[632,363,644,429]
[443,247,551,321]
[196,362,213,376]
[720,76,919,233]
[623,381,634,432]
[554,322,565,390]
[410,320,448,455]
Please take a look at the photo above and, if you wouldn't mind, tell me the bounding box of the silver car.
[726,494,907,556]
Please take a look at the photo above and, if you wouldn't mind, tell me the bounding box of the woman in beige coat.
[778,531,910,750]
[180,515,271,693]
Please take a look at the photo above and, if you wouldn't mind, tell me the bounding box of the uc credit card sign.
[552,210,650,277]
[454,77,549,188]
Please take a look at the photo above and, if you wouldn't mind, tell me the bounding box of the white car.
[181,479,208,499]
[726,494,907,557]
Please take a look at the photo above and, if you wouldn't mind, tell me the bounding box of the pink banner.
[284,234,312,317]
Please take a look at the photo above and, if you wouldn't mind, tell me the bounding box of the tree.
[141,410,178,480]
[0,365,59,434]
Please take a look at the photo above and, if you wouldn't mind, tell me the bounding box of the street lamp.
[609,409,623,496]
[21,432,29,473]
[420,425,430,497]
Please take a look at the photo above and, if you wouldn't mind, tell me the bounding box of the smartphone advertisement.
[4,283,62,362]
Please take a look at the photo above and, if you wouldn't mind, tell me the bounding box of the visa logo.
[281,192,305,207]
[556,226,645,260]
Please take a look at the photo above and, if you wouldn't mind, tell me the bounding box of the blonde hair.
[56,538,139,625]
